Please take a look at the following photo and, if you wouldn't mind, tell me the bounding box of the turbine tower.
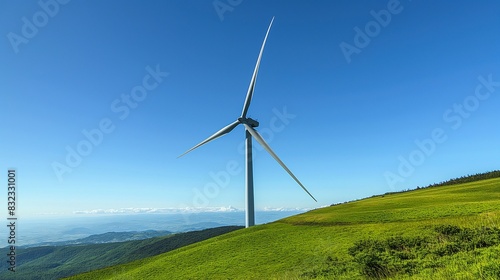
[179,17,316,228]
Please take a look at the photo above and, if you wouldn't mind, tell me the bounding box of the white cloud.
[72,206,319,215]
[262,207,311,212]
[73,206,243,215]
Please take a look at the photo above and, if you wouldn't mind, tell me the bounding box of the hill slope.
[0,226,242,280]
[70,178,500,279]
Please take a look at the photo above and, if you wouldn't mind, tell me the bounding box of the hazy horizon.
[3,210,307,247]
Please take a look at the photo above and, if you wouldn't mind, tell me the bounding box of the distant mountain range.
[21,230,172,248]
[11,210,304,247]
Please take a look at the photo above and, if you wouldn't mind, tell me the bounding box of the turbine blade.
[178,120,240,158]
[240,17,275,118]
[242,124,317,202]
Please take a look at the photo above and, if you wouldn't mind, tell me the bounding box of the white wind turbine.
[179,17,316,228]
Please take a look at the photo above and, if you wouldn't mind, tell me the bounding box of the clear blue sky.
[1,0,499,217]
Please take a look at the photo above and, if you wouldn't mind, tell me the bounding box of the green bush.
[434,224,461,235]
[482,262,500,278]
[346,225,500,278]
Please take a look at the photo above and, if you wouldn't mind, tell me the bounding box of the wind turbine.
[179,17,316,228]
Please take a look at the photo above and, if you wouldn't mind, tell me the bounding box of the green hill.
[69,177,500,279]
[0,226,242,280]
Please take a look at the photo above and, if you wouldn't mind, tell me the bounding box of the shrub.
[434,225,461,236]
[482,262,500,278]
[347,225,500,278]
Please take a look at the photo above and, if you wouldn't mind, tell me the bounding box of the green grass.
[69,178,500,279]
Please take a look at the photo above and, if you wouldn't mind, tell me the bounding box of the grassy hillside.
[70,178,500,279]
[0,226,242,280]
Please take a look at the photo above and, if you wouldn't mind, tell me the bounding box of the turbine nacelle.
[238,117,259,128]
